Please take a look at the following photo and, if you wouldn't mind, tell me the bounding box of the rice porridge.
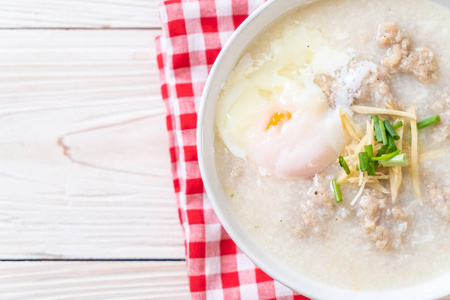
[214,0,450,291]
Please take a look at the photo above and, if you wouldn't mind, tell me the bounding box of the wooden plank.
[0,29,185,259]
[0,261,190,300]
[0,0,161,28]
[0,260,446,300]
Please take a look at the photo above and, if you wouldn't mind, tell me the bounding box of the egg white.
[216,24,351,178]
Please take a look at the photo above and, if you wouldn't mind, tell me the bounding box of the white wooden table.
[0,1,190,299]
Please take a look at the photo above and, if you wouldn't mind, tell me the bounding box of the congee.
[214,0,450,291]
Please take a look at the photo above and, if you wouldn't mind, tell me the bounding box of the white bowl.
[197,0,450,299]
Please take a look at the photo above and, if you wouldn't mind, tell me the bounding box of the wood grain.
[0,261,446,300]
[0,29,185,259]
[0,0,161,28]
[0,261,190,300]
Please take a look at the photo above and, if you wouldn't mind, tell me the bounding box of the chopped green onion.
[364,145,374,157]
[376,145,388,157]
[332,179,343,203]
[372,115,383,142]
[367,163,376,176]
[359,152,370,172]
[380,153,409,167]
[384,120,400,140]
[371,149,401,161]
[356,164,360,171]
[374,145,388,168]
[417,114,441,129]
[339,156,350,175]
[379,119,388,146]
[392,121,403,130]
[363,145,376,175]
[387,135,397,153]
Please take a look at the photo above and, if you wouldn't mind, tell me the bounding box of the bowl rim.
[197,0,450,299]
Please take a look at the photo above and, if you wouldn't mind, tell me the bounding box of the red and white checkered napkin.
[156,1,309,299]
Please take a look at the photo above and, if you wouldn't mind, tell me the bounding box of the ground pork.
[314,73,335,99]
[429,97,450,143]
[378,22,406,46]
[401,48,438,83]
[428,185,450,220]
[294,175,335,237]
[378,22,438,83]
[356,65,394,106]
[317,62,395,109]
[357,190,408,250]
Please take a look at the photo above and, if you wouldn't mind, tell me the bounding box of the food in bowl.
[214,0,450,292]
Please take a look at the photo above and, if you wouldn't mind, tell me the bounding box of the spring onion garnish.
[339,156,350,175]
[359,152,370,172]
[371,149,401,161]
[376,145,388,157]
[374,145,388,168]
[384,120,400,140]
[380,153,409,167]
[392,121,403,130]
[372,115,383,142]
[379,119,388,146]
[364,145,376,175]
[332,179,343,203]
[364,145,374,157]
[387,135,397,153]
[367,163,376,176]
[417,114,441,129]
[337,111,414,206]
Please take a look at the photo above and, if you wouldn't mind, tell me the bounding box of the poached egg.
[215,24,352,178]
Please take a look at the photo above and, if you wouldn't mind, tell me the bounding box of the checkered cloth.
[156,1,309,299]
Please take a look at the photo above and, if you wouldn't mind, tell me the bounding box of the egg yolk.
[267,111,292,130]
